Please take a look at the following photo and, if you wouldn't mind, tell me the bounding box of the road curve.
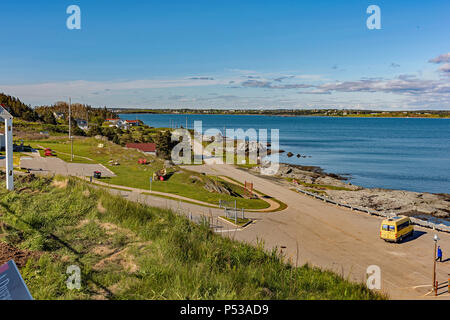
[182,163,450,300]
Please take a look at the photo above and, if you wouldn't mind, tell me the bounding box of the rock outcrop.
[251,162,450,221]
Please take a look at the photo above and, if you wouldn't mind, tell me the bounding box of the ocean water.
[120,114,450,194]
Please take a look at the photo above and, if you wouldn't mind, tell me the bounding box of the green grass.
[30,140,98,164]
[0,175,386,300]
[141,192,217,208]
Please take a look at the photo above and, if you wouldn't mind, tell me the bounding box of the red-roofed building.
[0,103,10,112]
[125,143,157,155]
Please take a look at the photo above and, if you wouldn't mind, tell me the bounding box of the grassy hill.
[0,174,385,300]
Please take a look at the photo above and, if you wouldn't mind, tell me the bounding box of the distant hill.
[116,108,450,118]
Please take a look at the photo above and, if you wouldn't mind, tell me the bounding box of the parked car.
[380,216,414,243]
[93,171,102,179]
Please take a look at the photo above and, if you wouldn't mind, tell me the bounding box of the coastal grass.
[0,175,385,300]
[284,177,354,192]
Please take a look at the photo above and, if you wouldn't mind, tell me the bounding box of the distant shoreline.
[116,111,450,119]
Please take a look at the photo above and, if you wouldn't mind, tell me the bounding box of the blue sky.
[0,0,449,109]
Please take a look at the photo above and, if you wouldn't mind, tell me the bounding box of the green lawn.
[106,166,269,210]
[0,175,386,300]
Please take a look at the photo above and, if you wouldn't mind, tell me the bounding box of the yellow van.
[380,216,414,243]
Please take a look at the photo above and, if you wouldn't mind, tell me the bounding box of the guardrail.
[295,187,450,233]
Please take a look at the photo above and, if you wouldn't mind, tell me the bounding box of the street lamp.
[433,234,440,296]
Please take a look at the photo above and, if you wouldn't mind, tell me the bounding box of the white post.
[69,98,73,162]
[5,118,13,191]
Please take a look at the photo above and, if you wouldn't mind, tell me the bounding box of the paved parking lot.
[20,156,115,177]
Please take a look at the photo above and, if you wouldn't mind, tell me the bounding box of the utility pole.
[68,98,71,139]
[235,200,237,224]
[69,98,73,162]
[433,240,437,295]
[433,234,440,296]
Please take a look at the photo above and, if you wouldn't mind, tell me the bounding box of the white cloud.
[1,62,449,109]
[429,53,450,64]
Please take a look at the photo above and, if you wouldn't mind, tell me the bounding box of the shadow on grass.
[0,201,115,299]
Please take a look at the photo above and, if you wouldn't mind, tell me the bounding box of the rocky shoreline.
[251,162,450,221]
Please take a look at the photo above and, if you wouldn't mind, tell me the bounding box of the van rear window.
[383,225,395,232]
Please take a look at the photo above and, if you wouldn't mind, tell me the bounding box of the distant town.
[114,108,450,118]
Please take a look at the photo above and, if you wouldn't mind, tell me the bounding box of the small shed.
[125,143,157,155]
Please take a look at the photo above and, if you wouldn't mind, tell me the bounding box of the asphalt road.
[182,164,450,300]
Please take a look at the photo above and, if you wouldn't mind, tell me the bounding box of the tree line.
[0,93,40,121]
[0,93,118,125]
[34,101,117,126]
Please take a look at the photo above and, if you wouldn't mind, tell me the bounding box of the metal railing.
[219,200,246,224]
[224,207,245,220]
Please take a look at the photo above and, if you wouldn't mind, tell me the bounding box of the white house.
[75,119,88,131]
[53,112,65,120]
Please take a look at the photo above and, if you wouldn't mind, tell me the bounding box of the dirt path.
[81,175,280,214]
[82,177,218,208]
[182,163,450,300]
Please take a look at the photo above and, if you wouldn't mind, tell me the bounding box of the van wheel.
[409,231,414,238]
